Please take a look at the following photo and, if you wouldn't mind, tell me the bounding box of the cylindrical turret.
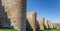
[1,0,27,31]
[37,18,44,30]
[44,20,49,29]
[26,12,36,31]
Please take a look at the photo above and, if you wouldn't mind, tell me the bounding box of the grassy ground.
[0,26,60,31]
[0,29,18,31]
[26,28,60,31]
[38,29,60,31]
[0,26,18,31]
[44,29,60,31]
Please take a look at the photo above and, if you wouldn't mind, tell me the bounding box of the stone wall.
[48,21,54,29]
[26,12,36,31]
[50,22,54,29]
[37,18,44,30]
[0,0,57,31]
[0,0,11,28]
[44,20,49,29]
[53,24,57,28]
[1,0,26,31]
[48,21,51,29]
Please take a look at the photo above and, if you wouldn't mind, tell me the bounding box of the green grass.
[1,29,18,31]
[0,26,18,31]
[26,28,60,31]
[38,29,60,31]
[0,26,60,31]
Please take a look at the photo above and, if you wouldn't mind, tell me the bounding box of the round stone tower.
[1,0,27,31]
[26,12,36,31]
[37,18,45,30]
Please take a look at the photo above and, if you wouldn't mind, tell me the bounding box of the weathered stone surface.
[37,18,44,30]
[1,0,27,31]
[53,24,57,28]
[48,21,51,29]
[26,12,36,31]
[50,22,54,29]
[0,0,12,28]
[48,22,54,29]
[44,20,49,29]
[35,20,39,29]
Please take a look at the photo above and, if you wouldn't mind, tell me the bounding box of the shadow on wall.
[36,20,43,31]
[0,0,13,28]
[26,19,33,31]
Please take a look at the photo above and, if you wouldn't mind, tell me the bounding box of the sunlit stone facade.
[26,12,36,31]
[37,18,44,30]
[1,0,26,31]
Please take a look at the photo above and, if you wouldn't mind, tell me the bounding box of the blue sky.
[27,0,60,23]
